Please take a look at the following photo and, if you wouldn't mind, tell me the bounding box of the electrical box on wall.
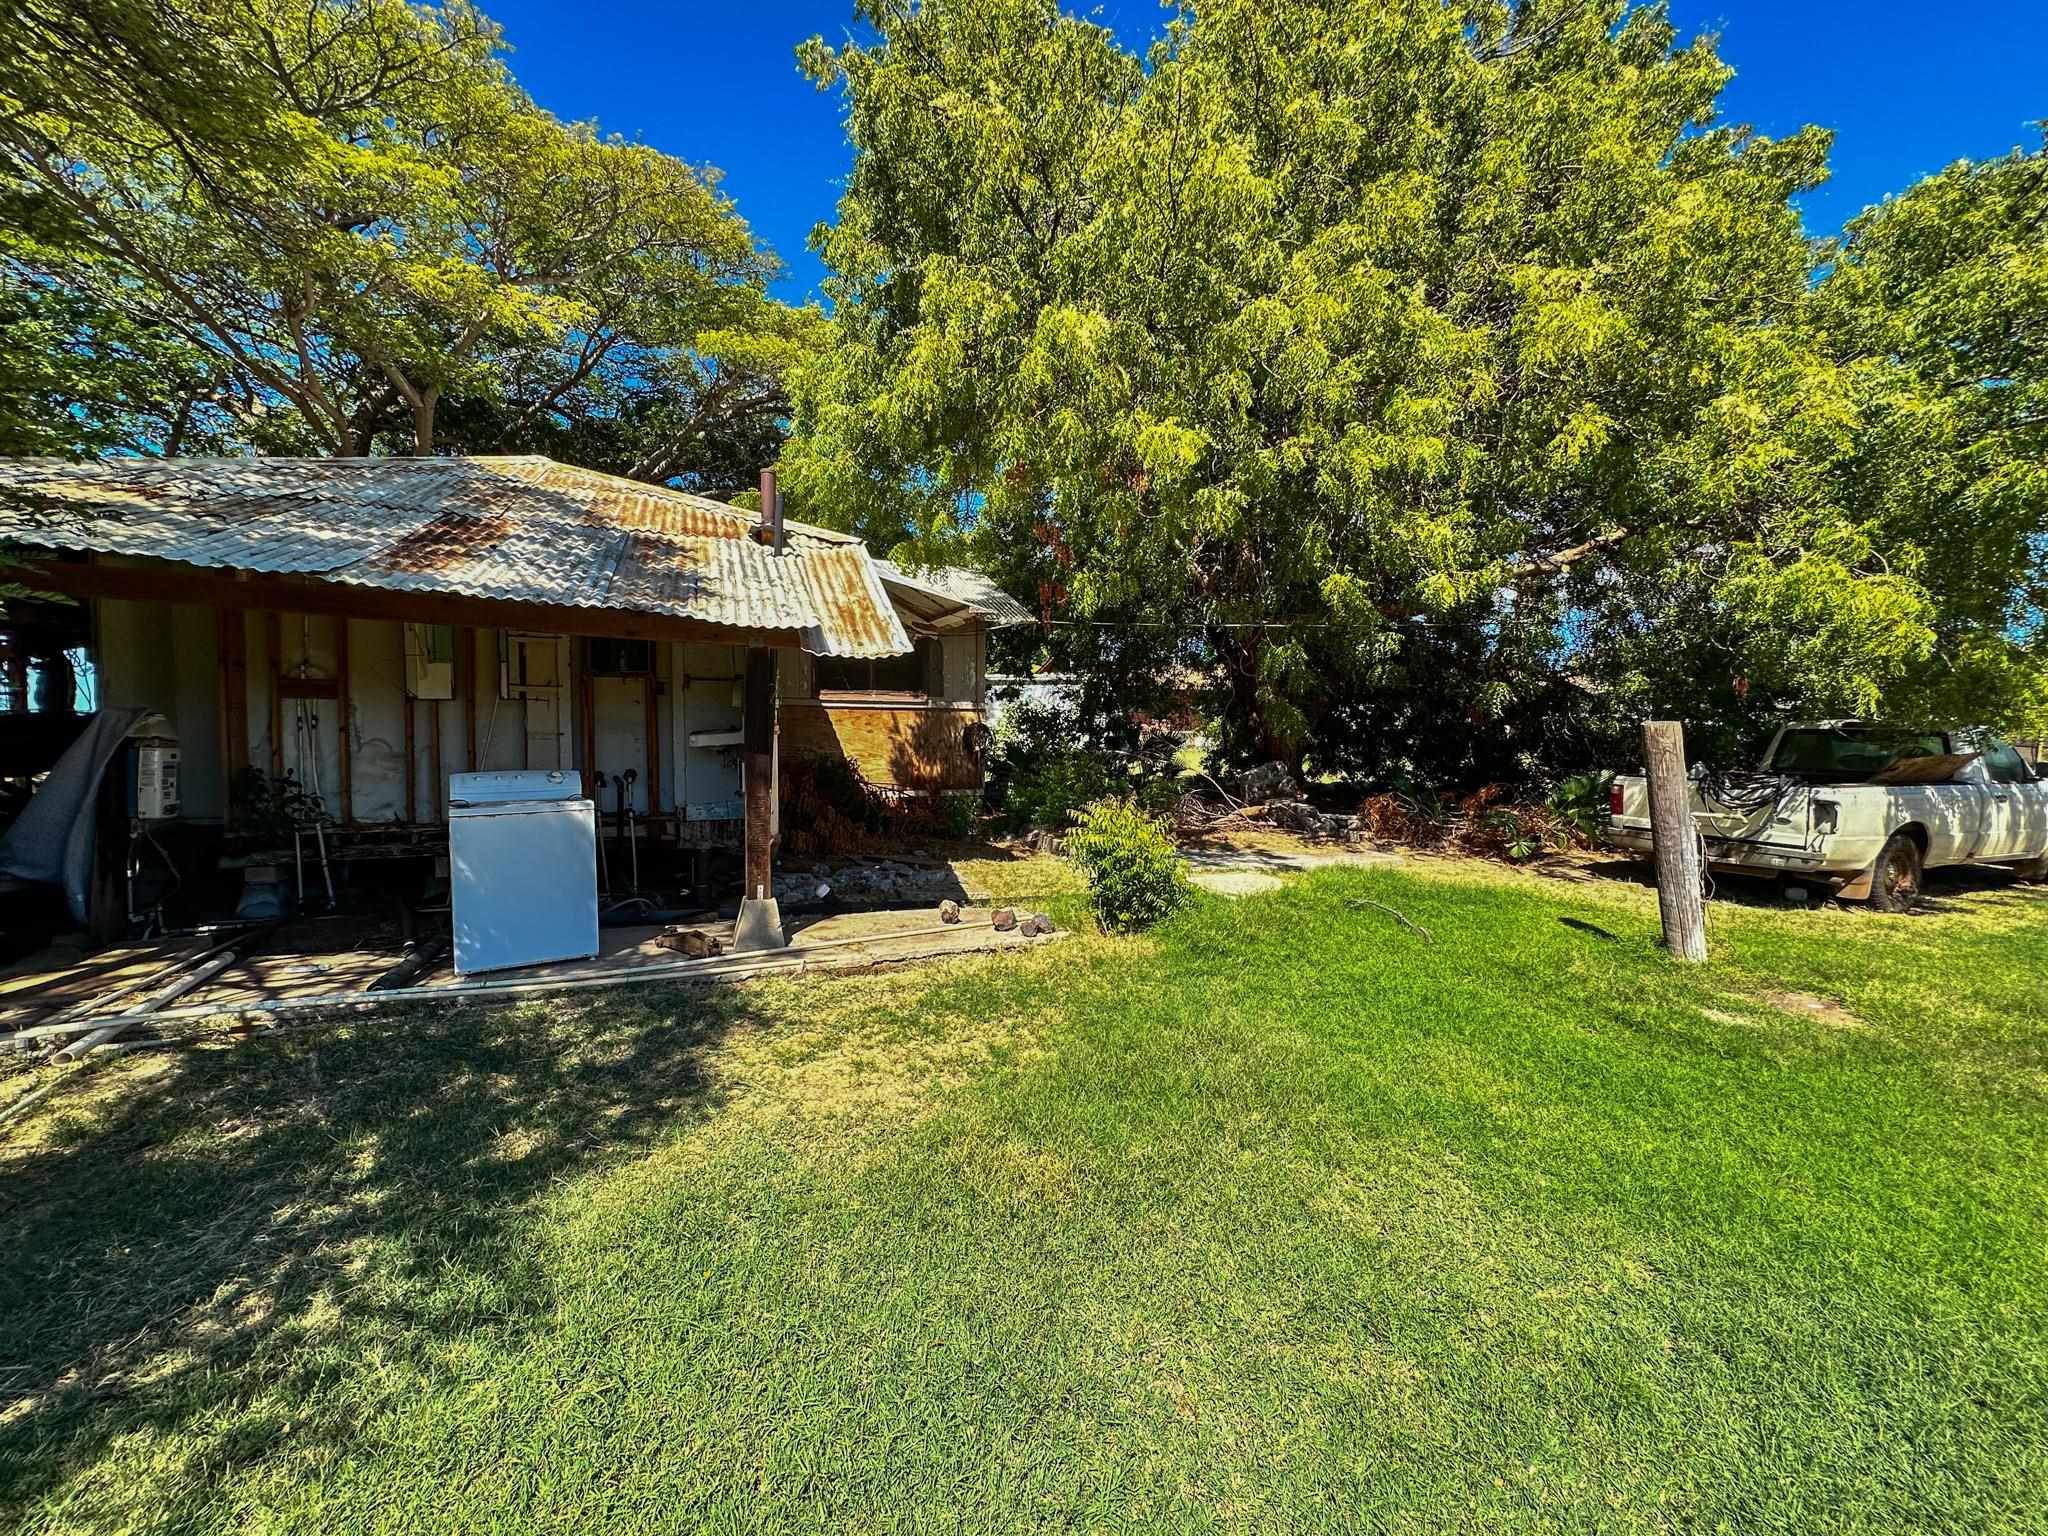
[403,623,456,699]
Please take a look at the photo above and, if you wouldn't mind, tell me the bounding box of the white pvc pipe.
[4,919,1007,1043]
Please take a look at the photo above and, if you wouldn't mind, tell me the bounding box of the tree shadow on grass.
[1584,852,2043,915]
[0,982,758,1523]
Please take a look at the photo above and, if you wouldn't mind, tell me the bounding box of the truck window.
[1979,739,2036,785]
[1769,727,1947,780]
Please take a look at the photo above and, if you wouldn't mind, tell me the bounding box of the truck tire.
[1866,833,1923,912]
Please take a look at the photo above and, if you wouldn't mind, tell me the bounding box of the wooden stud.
[265,612,283,778]
[579,645,598,801]
[1643,719,1708,962]
[402,693,418,824]
[644,672,662,820]
[429,700,444,821]
[216,609,248,830]
[458,627,477,772]
[335,616,352,825]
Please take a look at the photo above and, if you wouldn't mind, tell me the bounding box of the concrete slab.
[1181,841,1402,895]
[1189,869,1289,896]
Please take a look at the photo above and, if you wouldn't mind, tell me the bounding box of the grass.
[2,859,2045,1533]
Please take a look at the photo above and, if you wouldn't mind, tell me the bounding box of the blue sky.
[482,1,2048,304]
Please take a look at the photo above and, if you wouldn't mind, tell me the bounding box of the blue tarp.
[0,708,149,924]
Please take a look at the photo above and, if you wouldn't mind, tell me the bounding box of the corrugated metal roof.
[0,456,908,658]
[799,546,917,658]
[874,558,1035,629]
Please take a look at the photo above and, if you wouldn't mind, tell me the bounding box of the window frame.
[1979,737,2037,785]
[813,637,938,702]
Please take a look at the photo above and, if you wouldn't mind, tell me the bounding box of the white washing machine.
[447,769,599,975]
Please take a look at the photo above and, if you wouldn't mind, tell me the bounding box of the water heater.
[132,737,181,820]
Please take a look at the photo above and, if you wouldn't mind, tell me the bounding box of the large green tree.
[1803,136,2048,732]
[429,299,830,498]
[787,0,2006,775]
[2,0,803,472]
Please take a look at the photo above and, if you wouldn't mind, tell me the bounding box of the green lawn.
[3,861,2045,1533]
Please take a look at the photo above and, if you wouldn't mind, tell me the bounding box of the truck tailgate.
[1694,779,1810,848]
[1612,775,1811,849]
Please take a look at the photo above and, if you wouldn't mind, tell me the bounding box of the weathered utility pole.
[733,464,787,954]
[1642,719,1708,962]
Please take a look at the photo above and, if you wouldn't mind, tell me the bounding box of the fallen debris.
[367,940,447,992]
[655,927,724,959]
[938,898,962,924]
[991,908,1017,932]
[1346,897,1434,944]
[774,858,989,909]
[1242,762,1300,801]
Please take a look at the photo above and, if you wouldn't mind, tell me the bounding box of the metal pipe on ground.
[24,928,248,1041]
[53,945,249,1060]
[2,919,1018,1045]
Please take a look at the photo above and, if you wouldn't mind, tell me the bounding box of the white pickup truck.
[1606,722,2048,909]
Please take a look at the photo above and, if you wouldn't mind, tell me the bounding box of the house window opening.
[815,637,937,699]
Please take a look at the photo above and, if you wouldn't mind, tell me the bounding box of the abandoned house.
[0,455,1030,955]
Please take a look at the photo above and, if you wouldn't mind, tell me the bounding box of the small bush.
[1064,799,1192,932]
[1001,749,1114,832]
[1545,771,1613,845]
[937,792,980,840]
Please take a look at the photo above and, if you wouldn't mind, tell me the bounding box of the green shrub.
[1064,799,1192,932]
[937,791,980,840]
[1132,772,1184,818]
[1001,749,1114,832]
[1546,771,1614,845]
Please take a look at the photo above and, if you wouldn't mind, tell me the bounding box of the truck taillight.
[1609,779,1625,816]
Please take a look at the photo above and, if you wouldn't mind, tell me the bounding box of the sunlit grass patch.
[3,868,2043,1533]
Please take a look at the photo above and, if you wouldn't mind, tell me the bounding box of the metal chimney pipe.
[757,468,782,550]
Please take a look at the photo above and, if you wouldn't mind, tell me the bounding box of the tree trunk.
[1216,629,1294,767]
[163,393,194,456]
[411,388,439,456]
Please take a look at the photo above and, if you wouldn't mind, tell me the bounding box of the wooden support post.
[216,610,247,830]
[429,704,444,821]
[403,695,417,823]
[265,612,284,778]
[579,650,597,800]
[742,648,775,901]
[458,627,478,771]
[644,674,662,822]
[1643,719,1708,962]
[733,646,782,951]
[335,616,352,824]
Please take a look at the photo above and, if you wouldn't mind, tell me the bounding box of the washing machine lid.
[448,769,582,806]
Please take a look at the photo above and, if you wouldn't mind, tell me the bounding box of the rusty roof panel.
[0,455,911,655]
[799,545,914,659]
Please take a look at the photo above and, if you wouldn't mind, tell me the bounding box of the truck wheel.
[1866,833,1923,912]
